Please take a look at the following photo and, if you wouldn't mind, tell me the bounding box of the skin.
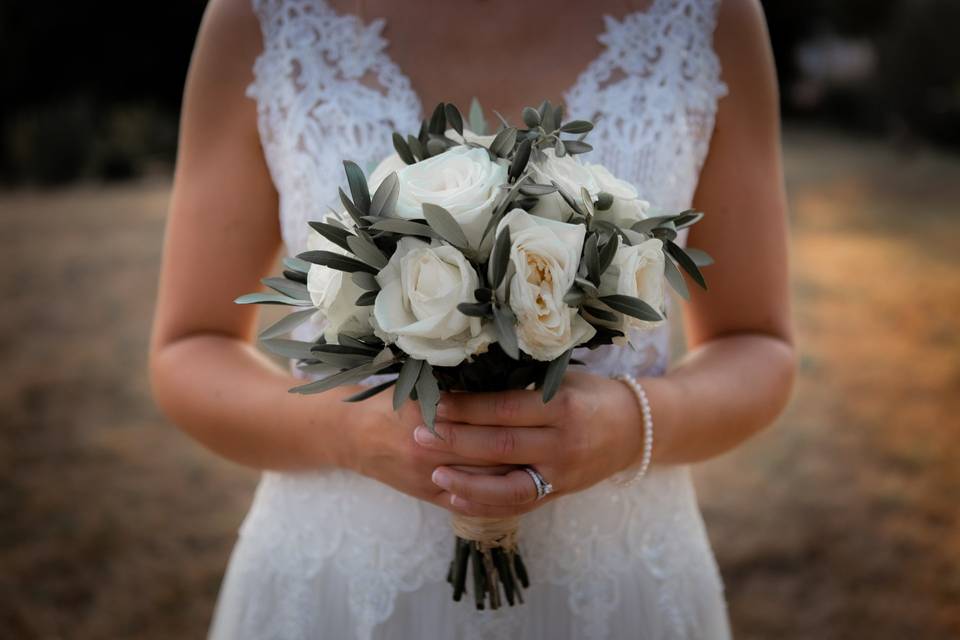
[150,0,795,519]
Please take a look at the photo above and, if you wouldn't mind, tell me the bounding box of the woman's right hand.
[343,389,512,508]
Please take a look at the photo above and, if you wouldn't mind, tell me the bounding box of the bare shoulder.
[181,0,264,145]
[188,0,263,100]
[712,0,778,125]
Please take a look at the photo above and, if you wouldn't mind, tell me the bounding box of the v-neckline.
[333,0,668,123]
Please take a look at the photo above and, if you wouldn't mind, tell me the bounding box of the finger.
[440,492,548,518]
[413,422,558,464]
[437,389,559,427]
[431,466,539,507]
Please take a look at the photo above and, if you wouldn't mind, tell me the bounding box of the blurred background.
[1,1,958,638]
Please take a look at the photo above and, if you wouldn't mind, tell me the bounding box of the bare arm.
[149,0,354,471]
[649,0,796,464]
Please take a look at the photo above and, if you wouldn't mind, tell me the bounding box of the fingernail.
[431,468,451,490]
[450,494,465,508]
[414,425,437,446]
[436,401,449,418]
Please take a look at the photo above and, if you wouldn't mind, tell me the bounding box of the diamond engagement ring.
[523,466,554,501]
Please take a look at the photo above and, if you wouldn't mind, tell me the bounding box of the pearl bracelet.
[611,374,654,486]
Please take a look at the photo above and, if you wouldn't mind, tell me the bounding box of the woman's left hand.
[413,370,656,518]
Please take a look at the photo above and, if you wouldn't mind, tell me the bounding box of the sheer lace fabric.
[210,0,731,638]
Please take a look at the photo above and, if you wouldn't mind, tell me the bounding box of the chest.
[248,0,727,256]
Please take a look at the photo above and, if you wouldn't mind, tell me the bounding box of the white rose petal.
[373,237,493,367]
[495,209,596,361]
[528,148,600,221]
[586,163,652,228]
[392,145,507,251]
[599,238,666,343]
[305,214,372,342]
[368,152,409,193]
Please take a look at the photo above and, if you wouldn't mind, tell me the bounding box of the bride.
[149,0,795,638]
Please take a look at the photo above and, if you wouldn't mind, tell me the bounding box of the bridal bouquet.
[236,100,711,609]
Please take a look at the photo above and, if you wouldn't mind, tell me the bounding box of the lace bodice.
[225,1,730,639]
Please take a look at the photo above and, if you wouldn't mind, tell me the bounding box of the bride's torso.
[232,1,729,638]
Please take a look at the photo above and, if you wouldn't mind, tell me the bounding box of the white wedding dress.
[209,0,731,638]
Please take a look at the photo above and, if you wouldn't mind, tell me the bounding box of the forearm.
[639,332,796,465]
[149,333,362,471]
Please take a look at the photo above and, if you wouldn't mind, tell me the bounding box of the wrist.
[609,374,680,474]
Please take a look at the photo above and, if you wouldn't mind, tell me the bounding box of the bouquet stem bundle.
[448,515,528,609]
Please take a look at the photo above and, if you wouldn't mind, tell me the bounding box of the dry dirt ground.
[1,129,958,639]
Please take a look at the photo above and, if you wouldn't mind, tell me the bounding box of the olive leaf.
[490,226,512,289]
[444,103,464,136]
[541,348,573,403]
[393,357,423,410]
[684,247,715,267]
[563,140,593,155]
[600,294,662,322]
[490,127,518,158]
[428,102,447,135]
[355,290,378,306]
[584,233,601,284]
[368,218,438,239]
[339,187,367,227]
[415,362,441,433]
[282,256,312,274]
[261,276,310,300]
[343,161,371,214]
[560,120,593,134]
[258,307,317,340]
[289,357,398,395]
[298,250,379,274]
[456,301,492,317]
[598,233,620,275]
[518,182,557,196]
[346,235,388,270]
[345,379,397,403]
[422,203,470,249]
[308,221,354,253]
[235,292,311,306]
[336,334,382,353]
[468,97,487,136]
[666,240,707,289]
[369,172,400,218]
[595,191,614,211]
[351,271,380,291]
[493,304,520,360]
[406,134,424,161]
[583,305,617,322]
[509,138,533,182]
[522,106,541,128]
[261,338,318,360]
[673,210,704,229]
[664,254,690,300]
[392,132,416,164]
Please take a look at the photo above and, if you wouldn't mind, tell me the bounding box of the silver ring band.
[523,466,554,501]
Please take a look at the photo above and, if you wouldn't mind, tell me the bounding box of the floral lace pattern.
[212,1,731,638]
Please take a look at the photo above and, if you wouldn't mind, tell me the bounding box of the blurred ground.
[1,128,958,639]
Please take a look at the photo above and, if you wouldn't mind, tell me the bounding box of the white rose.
[373,237,493,367]
[368,152,409,193]
[305,216,373,342]
[528,148,600,221]
[392,145,507,251]
[585,163,652,228]
[599,238,666,339]
[496,209,596,361]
